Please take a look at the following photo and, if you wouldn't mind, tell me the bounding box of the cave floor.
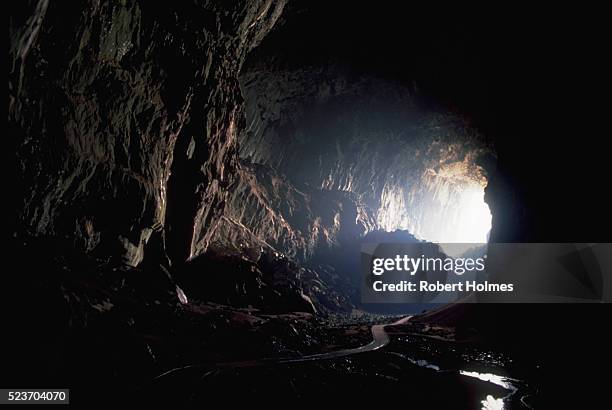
[136,315,540,408]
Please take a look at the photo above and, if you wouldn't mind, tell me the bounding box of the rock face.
[10,0,361,393]
[210,159,376,261]
[9,0,363,334]
[238,61,494,243]
[10,0,286,267]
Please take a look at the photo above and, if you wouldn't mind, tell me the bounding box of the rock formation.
[10,0,287,268]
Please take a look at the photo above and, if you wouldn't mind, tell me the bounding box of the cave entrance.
[377,152,491,256]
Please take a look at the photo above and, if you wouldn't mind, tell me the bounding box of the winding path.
[150,315,529,407]
[154,315,412,379]
[276,315,412,364]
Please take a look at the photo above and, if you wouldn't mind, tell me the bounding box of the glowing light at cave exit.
[439,182,491,244]
[377,159,492,256]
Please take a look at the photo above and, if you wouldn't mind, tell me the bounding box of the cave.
[8,1,609,408]
[238,50,495,257]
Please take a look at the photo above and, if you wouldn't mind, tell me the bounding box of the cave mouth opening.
[377,151,491,256]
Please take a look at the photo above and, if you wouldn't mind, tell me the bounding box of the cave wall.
[209,159,376,261]
[237,61,494,246]
[9,0,287,267]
